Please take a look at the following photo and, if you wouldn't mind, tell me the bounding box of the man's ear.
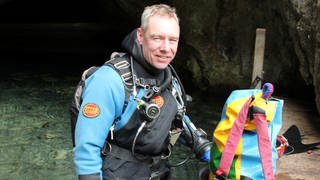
[136,28,143,44]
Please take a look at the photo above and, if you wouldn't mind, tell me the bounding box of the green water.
[0,72,222,180]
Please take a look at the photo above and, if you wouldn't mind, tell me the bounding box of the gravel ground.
[276,97,320,180]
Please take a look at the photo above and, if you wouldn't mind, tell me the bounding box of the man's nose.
[160,39,170,51]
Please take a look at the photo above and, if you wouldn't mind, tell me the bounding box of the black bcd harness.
[69,53,186,147]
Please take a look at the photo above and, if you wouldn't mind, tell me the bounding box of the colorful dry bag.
[209,83,283,180]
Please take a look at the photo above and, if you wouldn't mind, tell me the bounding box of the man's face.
[137,15,180,70]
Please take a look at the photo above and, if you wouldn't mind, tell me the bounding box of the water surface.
[0,71,223,180]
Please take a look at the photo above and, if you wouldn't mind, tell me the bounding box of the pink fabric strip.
[254,113,275,180]
[216,97,252,176]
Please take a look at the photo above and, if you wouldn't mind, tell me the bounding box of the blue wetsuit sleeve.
[74,66,125,179]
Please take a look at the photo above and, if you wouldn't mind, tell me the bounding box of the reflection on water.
[0,72,223,180]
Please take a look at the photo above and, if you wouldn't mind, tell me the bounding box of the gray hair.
[140,4,179,31]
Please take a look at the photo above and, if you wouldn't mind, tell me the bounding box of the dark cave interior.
[0,0,316,101]
[0,0,136,75]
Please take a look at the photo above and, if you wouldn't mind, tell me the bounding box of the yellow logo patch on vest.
[83,103,100,118]
[151,96,164,108]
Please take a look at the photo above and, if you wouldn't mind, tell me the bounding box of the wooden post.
[251,28,266,89]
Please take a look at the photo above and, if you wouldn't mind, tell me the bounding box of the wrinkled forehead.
[144,15,180,37]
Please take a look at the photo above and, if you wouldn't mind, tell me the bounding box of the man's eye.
[153,37,161,41]
[169,38,178,43]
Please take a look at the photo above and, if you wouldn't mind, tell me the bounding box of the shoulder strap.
[104,53,133,112]
[253,109,275,180]
[216,97,253,178]
[168,64,190,105]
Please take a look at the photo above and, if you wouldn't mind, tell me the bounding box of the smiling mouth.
[156,55,171,60]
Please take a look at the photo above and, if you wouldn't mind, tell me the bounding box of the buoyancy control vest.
[70,52,188,153]
[105,55,188,156]
[109,81,179,155]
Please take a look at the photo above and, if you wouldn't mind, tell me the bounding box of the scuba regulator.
[136,97,161,120]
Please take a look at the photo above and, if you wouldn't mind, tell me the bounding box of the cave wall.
[0,0,319,113]
[111,0,320,114]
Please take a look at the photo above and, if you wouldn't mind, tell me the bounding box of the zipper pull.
[110,124,115,140]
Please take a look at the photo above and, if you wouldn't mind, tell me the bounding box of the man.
[74,4,211,180]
